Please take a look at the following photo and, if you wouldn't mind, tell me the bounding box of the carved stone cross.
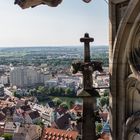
[80,33,94,91]
[71,33,103,140]
[80,33,94,63]
[71,33,102,95]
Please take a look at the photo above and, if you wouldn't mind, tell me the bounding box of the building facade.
[10,66,43,88]
[0,84,4,96]
[0,75,9,85]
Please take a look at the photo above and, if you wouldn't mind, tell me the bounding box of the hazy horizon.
[0,45,109,49]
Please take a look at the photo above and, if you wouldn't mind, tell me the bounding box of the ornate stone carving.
[71,61,103,74]
[109,0,140,140]
[14,0,93,9]
[126,21,140,140]
[125,111,140,140]
[14,0,62,8]
[116,1,129,28]
[126,76,140,115]
[83,0,92,3]
[128,24,140,80]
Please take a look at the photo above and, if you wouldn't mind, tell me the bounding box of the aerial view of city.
[0,46,109,140]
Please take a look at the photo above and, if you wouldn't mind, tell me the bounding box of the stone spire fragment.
[14,0,93,9]
[14,0,62,9]
[71,33,103,140]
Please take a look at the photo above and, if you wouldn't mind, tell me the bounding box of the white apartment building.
[43,73,52,83]
[10,66,43,88]
[0,75,9,85]
[45,79,58,87]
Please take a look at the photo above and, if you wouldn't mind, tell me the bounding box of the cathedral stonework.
[109,0,140,140]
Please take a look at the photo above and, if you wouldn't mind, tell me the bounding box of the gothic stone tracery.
[109,0,140,140]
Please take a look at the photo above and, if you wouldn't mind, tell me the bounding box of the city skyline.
[0,0,108,47]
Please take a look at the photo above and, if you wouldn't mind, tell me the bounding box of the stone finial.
[14,0,62,9]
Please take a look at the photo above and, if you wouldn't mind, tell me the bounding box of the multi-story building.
[0,75,9,85]
[43,73,52,83]
[13,124,42,140]
[0,84,4,97]
[10,66,43,88]
[45,79,58,88]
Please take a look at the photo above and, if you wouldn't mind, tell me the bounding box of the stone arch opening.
[110,0,140,139]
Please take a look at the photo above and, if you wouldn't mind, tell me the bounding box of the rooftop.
[28,111,40,120]
[13,124,42,140]
[20,105,31,112]
[0,112,5,122]
[42,128,79,140]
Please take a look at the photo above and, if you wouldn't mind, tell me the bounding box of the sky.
[0,0,109,47]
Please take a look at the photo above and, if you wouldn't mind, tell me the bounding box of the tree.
[13,91,16,96]
[49,87,55,95]
[100,97,107,107]
[29,88,38,96]
[69,100,75,109]
[65,88,72,95]
[37,86,46,94]
[60,102,69,110]
[35,120,44,128]
[1,133,13,140]
[13,91,22,99]
[103,90,109,97]
[59,87,65,95]
[54,87,61,96]
[53,97,62,106]
[105,96,109,106]
[96,123,103,133]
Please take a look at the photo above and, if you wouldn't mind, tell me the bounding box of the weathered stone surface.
[72,33,102,140]
[126,77,140,115]
[14,0,62,9]
[82,97,96,140]
[109,0,140,140]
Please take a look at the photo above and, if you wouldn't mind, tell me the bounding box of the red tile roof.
[98,133,110,140]
[55,113,72,129]
[99,112,108,121]
[73,105,82,112]
[42,128,79,140]
[70,105,83,114]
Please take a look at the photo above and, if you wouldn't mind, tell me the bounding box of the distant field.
[0,46,109,66]
[0,51,27,57]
